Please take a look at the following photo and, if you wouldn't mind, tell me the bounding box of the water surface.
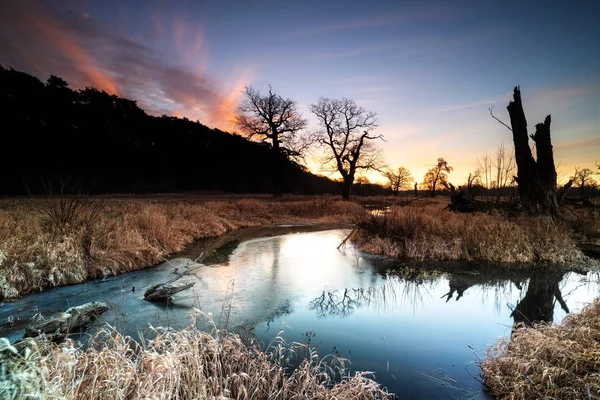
[1,228,598,399]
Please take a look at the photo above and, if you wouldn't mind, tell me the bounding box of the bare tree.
[383,166,413,196]
[477,150,493,195]
[477,144,516,202]
[571,167,596,196]
[466,169,481,194]
[494,144,516,202]
[235,85,308,197]
[422,158,453,197]
[309,97,383,199]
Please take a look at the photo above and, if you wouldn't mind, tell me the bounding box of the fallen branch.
[144,281,195,302]
[24,301,109,340]
[337,226,357,250]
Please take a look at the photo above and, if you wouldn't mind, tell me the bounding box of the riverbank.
[2,195,598,301]
[0,196,362,300]
[482,298,600,399]
[1,321,390,399]
[352,197,599,267]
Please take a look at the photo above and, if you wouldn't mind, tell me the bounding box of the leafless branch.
[489,105,513,132]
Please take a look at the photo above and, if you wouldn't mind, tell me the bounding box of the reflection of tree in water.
[435,266,572,328]
[511,271,569,327]
[440,269,527,314]
[309,289,360,318]
[264,298,294,330]
[308,278,435,318]
[307,264,581,326]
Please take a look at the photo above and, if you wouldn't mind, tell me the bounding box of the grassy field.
[2,194,598,301]
[482,298,600,399]
[0,318,390,399]
[0,195,363,300]
[352,197,599,266]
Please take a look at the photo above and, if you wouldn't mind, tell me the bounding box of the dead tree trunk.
[532,116,559,215]
[342,178,353,200]
[24,301,109,340]
[506,87,560,215]
[144,282,195,301]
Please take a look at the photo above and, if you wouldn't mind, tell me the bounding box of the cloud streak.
[0,0,248,130]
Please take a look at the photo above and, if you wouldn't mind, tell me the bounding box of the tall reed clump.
[0,196,360,300]
[0,324,390,400]
[352,204,584,265]
[482,298,600,399]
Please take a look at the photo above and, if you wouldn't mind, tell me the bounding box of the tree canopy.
[422,158,453,197]
[234,85,309,196]
[383,166,413,195]
[309,97,384,199]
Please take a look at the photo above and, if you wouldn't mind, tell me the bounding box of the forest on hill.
[0,66,371,195]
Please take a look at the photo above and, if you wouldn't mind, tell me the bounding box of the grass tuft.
[0,323,390,399]
[352,198,588,266]
[482,298,600,399]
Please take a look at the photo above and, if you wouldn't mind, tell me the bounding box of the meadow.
[352,197,599,266]
[0,195,363,301]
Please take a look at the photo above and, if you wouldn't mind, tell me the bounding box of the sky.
[1,0,599,185]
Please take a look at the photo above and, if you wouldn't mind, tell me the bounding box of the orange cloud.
[7,1,119,94]
[207,70,253,131]
[1,1,254,132]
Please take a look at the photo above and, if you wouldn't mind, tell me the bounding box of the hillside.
[0,66,340,195]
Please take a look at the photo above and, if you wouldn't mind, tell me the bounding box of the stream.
[1,226,599,399]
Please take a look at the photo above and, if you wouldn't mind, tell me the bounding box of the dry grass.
[0,196,361,300]
[482,298,600,399]
[0,321,390,399]
[352,198,587,266]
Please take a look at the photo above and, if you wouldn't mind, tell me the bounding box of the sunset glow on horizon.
[1,0,598,186]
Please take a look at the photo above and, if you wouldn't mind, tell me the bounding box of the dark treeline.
[0,66,383,195]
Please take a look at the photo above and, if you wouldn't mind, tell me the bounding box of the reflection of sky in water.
[1,229,599,399]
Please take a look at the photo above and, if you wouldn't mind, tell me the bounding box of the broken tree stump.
[144,281,195,302]
[144,258,199,301]
[24,301,109,340]
[506,87,560,215]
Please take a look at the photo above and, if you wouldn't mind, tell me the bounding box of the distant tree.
[235,85,308,197]
[309,97,383,199]
[422,158,453,197]
[466,169,481,195]
[477,144,515,201]
[571,167,596,196]
[383,166,413,195]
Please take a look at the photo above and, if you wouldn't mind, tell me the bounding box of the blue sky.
[1,0,598,183]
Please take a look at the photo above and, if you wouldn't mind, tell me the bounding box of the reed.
[352,201,587,266]
[0,322,390,399]
[482,298,600,399]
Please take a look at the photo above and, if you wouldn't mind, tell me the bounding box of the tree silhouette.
[383,166,413,196]
[571,167,596,197]
[234,85,309,197]
[309,97,383,199]
[422,158,453,197]
[0,66,339,195]
[494,87,560,215]
[477,144,516,202]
